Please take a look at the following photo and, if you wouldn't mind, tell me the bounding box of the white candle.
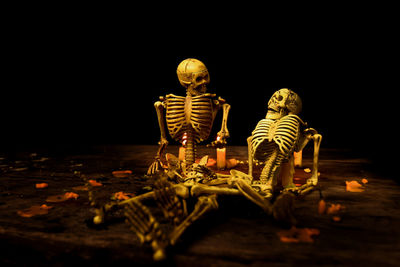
[294,151,302,168]
[217,147,226,169]
[178,146,186,161]
[179,132,187,161]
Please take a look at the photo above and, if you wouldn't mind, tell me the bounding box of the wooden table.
[1,145,399,266]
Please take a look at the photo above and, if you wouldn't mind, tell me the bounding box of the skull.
[177,58,210,96]
[266,88,302,120]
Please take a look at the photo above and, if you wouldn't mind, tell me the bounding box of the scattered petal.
[17,204,53,217]
[326,203,343,214]
[361,178,368,184]
[113,191,135,200]
[318,199,326,215]
[332,216,341,222]
[206,158,216,167]
[277,226,320,243]
[112,170,132,178]
[88,180,103,187]
[46,192,79,202]
[226,158,239,169]
[64,192,79,200]
[35,183,48,189]
[346,180,365,192]
[304,168,311,173]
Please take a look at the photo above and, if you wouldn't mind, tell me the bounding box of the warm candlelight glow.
[217,147,226,170]
[178,147,186,161]
[179,132,187,161]
[294,151,302,167]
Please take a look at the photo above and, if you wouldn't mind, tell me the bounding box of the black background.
[1,15,395,175]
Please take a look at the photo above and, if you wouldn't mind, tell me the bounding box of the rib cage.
[165,94,215,143]
[191,95,214,142]
[251,115,302,162]
[251,114,303,184]
[165,94,186,141]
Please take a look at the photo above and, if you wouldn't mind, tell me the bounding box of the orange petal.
[46,192,79,202]
[88,180,103,186]
[112,170,132,178]
[332,216,341,222]
[361,178,368,184]
[277,226,320,243]
[35,183,48,189]
[114,191,134,200]
[206,158,216,167]
[17,204,53,217]
[318,199,326,215]
[226,158,238,169]
[346,180,365,192]
[64,192,79,200]
[327,203,343,214]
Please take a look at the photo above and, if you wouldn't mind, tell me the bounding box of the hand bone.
[147,159,163,175]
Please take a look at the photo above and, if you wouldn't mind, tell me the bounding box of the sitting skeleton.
[247,88,322,198]
[92,59,233,260]
[147,58,230,177]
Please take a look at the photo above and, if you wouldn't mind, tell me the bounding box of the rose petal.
[318,199,326,215]
[114,191,135,200]
[17,204,53,217]
[277,226,320,243]
[35,183,48,189]
[346,180,365,192]
[88,180,103,186]
[46,192,79,202]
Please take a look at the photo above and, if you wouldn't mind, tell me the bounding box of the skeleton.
[147,58,231,176]
[247,88,322,198]
[91,59,234,260]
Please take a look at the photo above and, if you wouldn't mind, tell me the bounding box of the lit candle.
[217,148,226,169]
[179,132,187,161]
[294,150,302,168]
[178,146,186,161]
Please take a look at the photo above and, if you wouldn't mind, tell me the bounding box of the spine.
[185,126,196,167]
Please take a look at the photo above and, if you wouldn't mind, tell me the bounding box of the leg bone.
[169,195,218,245]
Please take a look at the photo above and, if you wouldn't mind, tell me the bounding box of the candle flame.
[182,132,187,146]
[216,135,221,141]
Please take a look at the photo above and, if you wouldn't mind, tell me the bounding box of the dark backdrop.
[1,47,394,173]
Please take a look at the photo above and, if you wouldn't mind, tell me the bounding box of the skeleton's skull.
[266,88,302,119]
[177,58,210,96]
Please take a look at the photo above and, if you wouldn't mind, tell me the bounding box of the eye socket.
[277,95,283,101]
[196,76,203,82]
